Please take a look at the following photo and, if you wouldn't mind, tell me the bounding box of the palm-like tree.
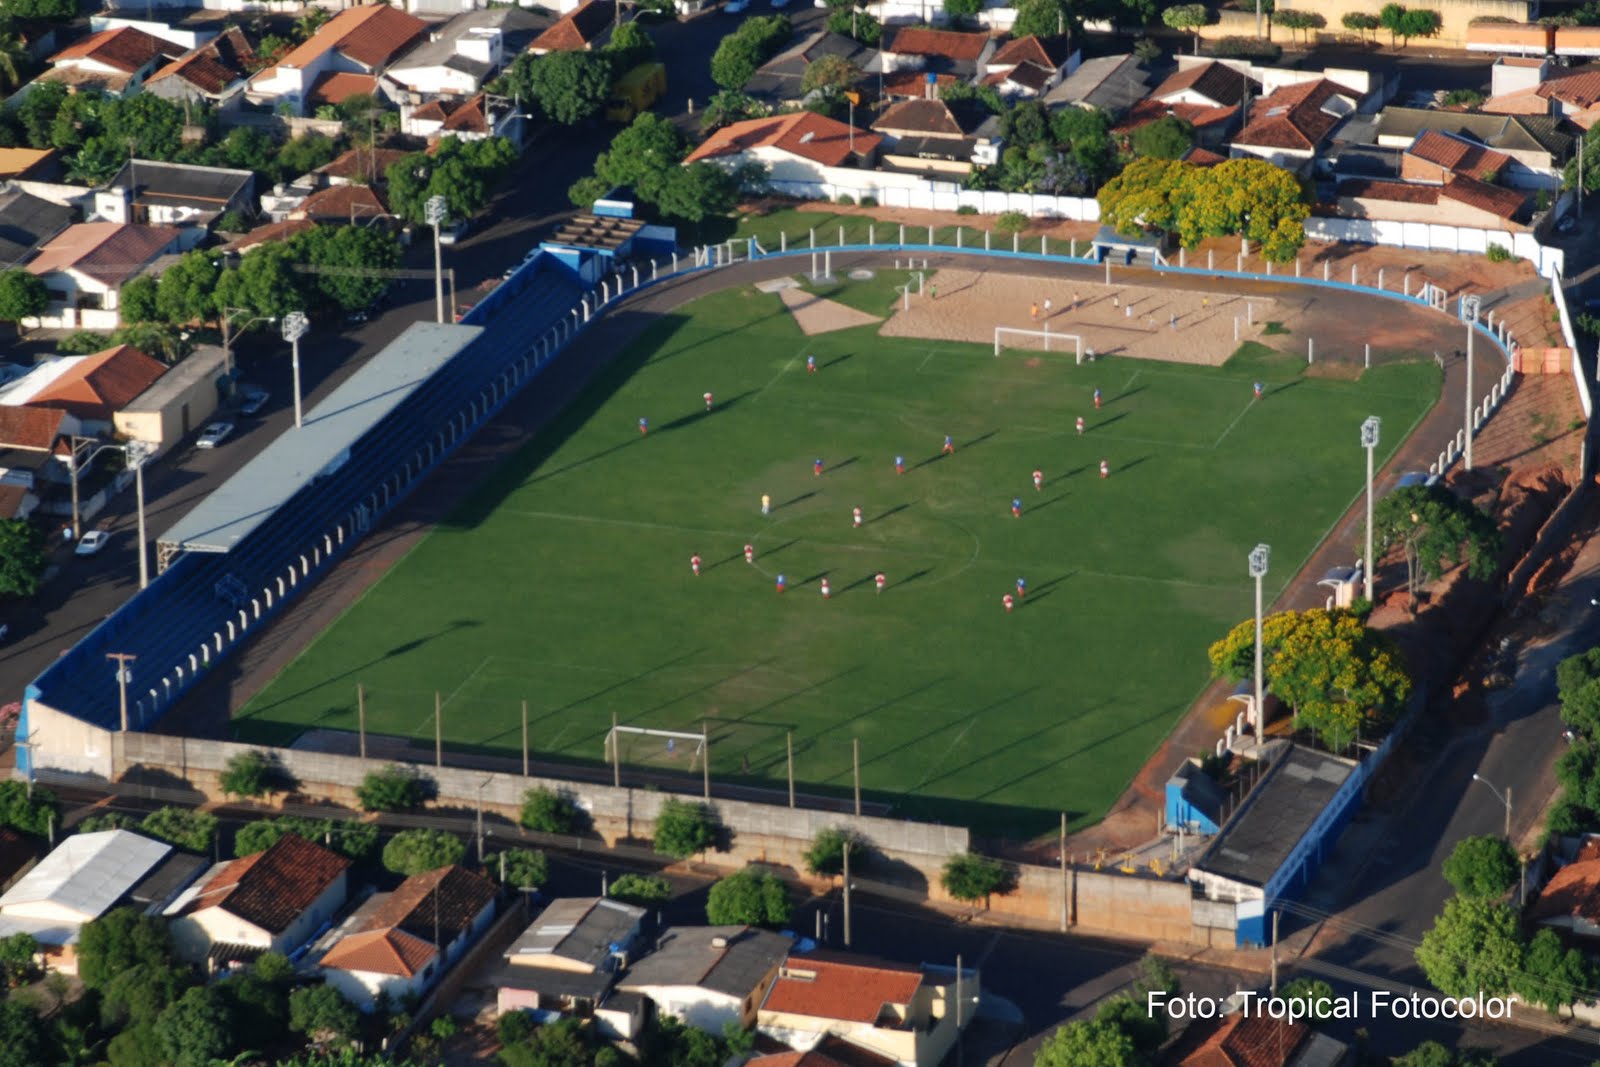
[0,33,29,95]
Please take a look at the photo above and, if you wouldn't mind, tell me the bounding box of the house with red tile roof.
[529,0,617,55]
[319,865,497,1010]
[1230,78,1361,171]
[289,183,392,224]
[248,4,427,116]
[880,26,995,79]
[980,35,1075,98]
[1334,175,1529,229]
[686,112,880,184]
[757,955,978,1067]
[401,94,519,144]
[871,97,1002,175]
[43,25,180,95]
[1402,130,1515,184]
[1532,845,1600,940]
[167,834,351,966]
[25,222,181,331]
[1165,1006,1348,1067]
[145,27,255,108]
[25,345,166,427]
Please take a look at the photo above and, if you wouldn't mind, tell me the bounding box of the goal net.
[994,326,1085,363]
[604,725,707,773]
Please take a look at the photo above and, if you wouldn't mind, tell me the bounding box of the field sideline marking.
[441,655,493,711]
[754,345,807,401]
[1210,400,1255,449]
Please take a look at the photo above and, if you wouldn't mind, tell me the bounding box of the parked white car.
[196,422,234,449]
[75,530,110,556]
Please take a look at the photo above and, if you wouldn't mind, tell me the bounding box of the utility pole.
[128,442,151,590]
[853,737,861,816]
[521,699,529,778]
[434,690,443,769]
[1269,910,1280,993]
[357,683,367,761]
[842,841,852,947]
[426,195,449,324]
[1249,545,1271,737]
[611,712,620,788]
[1360,417,1380,603]
[1462,295,1480,470]
[67,435,90,541]
[702,721,710,800]
[1059,812,1068,932]
[107,653,136,732]
[786,731,795,808]
[281,311,309,429]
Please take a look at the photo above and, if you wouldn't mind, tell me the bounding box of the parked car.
[437,219,470,245]
[724,0,748,11]
[346,308,370,325]
[75,530,110,556]
[1391,470,1439,493]
[237,387,269,416]
[196,422,234,449]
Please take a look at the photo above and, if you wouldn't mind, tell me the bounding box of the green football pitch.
[236,281,1440,837]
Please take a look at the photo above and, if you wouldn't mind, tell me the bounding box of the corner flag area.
[235,284,1439,836]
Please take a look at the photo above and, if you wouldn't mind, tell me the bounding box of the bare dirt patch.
[879,267,1288,365]
[777,286,883,335]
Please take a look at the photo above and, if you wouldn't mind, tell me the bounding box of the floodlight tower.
[426,195,449,325]
[1360,416,1381,603]
[1249,543,1271,738]
[282,311,309,429]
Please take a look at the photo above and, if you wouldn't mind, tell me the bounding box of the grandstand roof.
[157,321,481,555]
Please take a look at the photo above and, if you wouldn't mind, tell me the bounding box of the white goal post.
[994,326,1085,364]
[604,724,707,770]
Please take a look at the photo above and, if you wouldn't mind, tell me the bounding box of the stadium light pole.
[1472,772,1512,841]
[1360,417,1380,604]
[426,195,448,325]
[1462,295,1480,471]
[1249,544,1270,739]
[281,311,309,429]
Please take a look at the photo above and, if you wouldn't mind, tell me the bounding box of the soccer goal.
[994,326,1085,363]
[604,724,708,773]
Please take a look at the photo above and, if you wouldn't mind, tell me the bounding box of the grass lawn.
[236,281,1439,837]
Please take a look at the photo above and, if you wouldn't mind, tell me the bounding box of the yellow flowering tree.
[1207,608,1411,752]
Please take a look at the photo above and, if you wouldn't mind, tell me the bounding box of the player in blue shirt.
[1012,497,1022,518]
[814,458,824,477]
[895,455,905,475]
[942,435,955,455]
[1016,577,1027,598]
[638,417,648,435]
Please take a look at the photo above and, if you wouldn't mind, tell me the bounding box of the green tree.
[705,868,792,926]
[276,132,341,184]
[1274,9,1325,41]
[220,749,282,798]
[290,224,402,312]
[0,269,46,324]
[0,780,54,836]
[0,519,46,598]
[941,852,1010,904]
[520,787,578,833]
[0,1000,47,1067]
[606,20,656,71]
[221,970,290,1052]
[1278,977,1337,1021]
[154,249,219,325]
[608,872,672,906]
[1207,608,1410,750]
[101,962,191,1030]
[1012,0,1077,38]
[1,0,74,18]
[384,136,517,226]
[1341,11,1380,38]
[1162,3,1210,52]
[102,94,184,162]
[1094,996,1165,1054]
[1033,1018,1144,1067]
[119,275,159,324]
[213,242,304,320]
[1130,115,1195,160]
[653,798,717,858]
[493,848,550,889]
[1415,895,1523,998]
[498,1016,592,1067]
[800,53,862,97]
[827,8,882,45]
[235,818,377,862]
[16,81,67,149]
[1442,835,1518,898]
[139,806,218,853]
[1097,156,1188,235]
[654,162,740,222]
[1559,648,1600,738]
[521,51,615,125]
[356,764,428,812]
[288,984,359,1050]
[78,812,140,834]
[944,0,984,19]
[1398,7,1441,40]
[1373,484,1501,604]
[803,827,867,876]
[381,828,465,876]
[154,984,237,1067]
[0,932,39,988]
[711,15,791,90]
[1514,926,1594,1017]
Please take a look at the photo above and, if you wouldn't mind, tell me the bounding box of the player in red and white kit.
[704,391,714,410]
[1003,593,1015,613]
[1100,459,1110,479]
[820,578,831,599]
[875,572,886,594]
[744,543,754,564]
[1032,469,1043,491]
[690,554,701,576]
[852,506,862,528]
[1076,416,1085,435]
